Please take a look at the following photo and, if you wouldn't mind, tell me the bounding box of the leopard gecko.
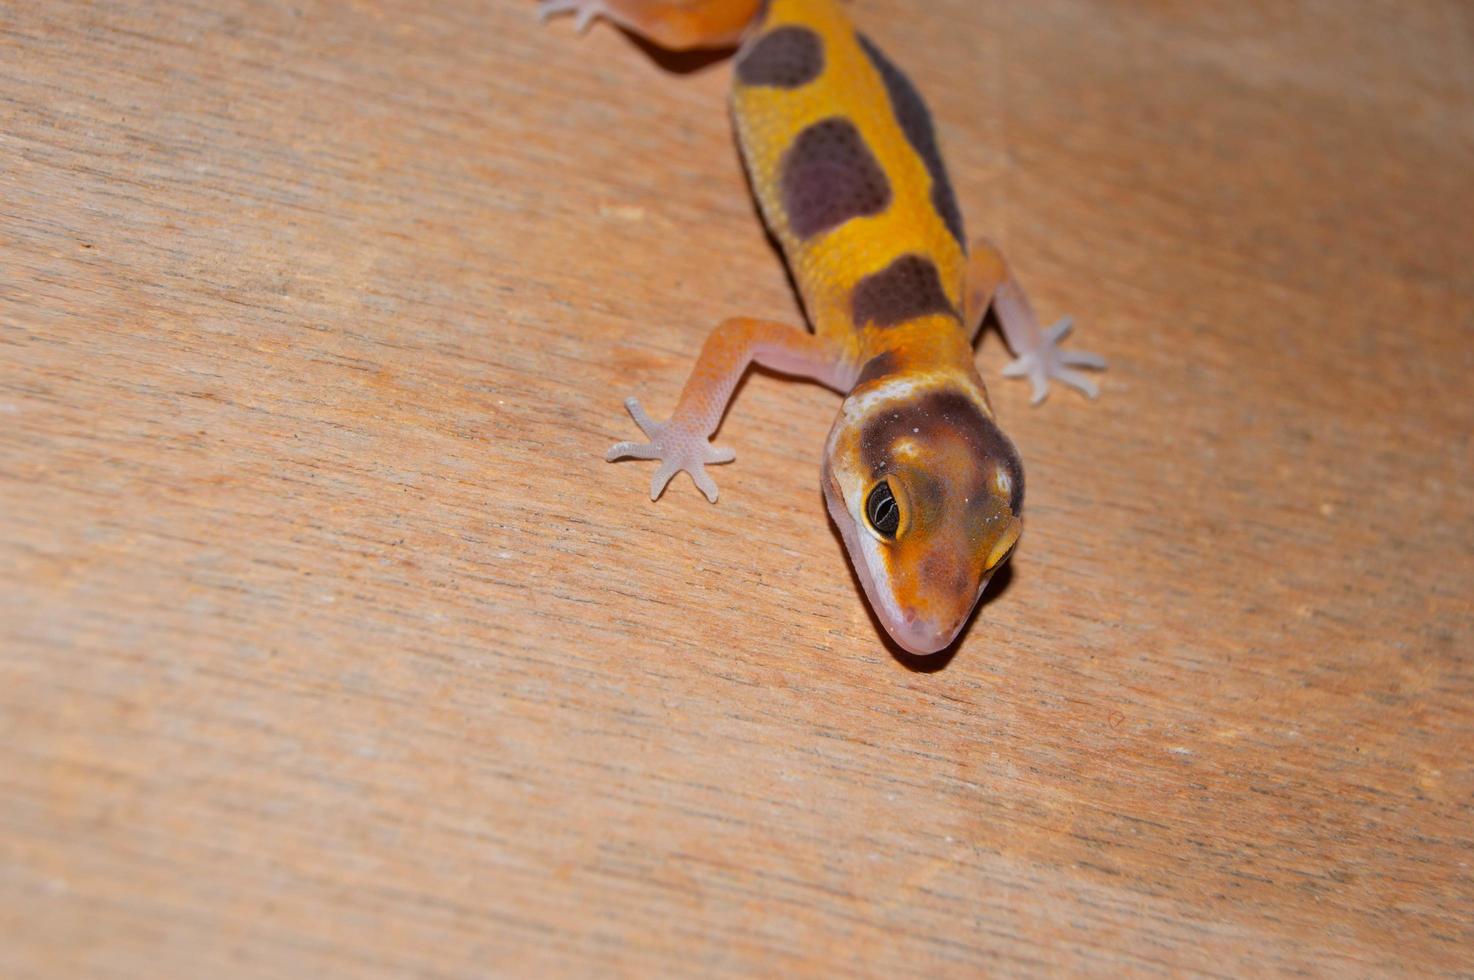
[541,0,1104,654]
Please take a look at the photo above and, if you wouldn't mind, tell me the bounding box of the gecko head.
[822,381,1024,656]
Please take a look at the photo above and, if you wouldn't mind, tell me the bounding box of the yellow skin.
[542,0,1104,654]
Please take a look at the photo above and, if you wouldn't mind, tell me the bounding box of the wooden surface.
[3,0,1472,975]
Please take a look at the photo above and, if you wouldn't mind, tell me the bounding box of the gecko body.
[542,0,1103,654]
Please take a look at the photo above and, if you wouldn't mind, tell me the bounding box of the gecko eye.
[865,481,901,539]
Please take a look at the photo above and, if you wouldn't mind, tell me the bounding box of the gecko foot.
[605,397,735,503]
[538,0,606,33]
[1002,316,1106,405]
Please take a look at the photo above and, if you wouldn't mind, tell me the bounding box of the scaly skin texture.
[543,0,1103,654]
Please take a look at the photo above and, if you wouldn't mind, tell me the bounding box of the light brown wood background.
[3,0,1472,975]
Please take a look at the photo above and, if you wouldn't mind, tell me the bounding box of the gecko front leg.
[963,237,1106,404]
[607,317,853,501]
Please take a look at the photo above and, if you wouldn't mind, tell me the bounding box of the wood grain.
[3,0,1472,975]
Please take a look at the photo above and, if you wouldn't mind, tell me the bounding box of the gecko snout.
[888,608,958,656]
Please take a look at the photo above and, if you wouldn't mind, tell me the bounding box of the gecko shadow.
[622,30,737,74]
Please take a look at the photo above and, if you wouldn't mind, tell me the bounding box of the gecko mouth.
[889,613,960,656]
[887,578,992,655]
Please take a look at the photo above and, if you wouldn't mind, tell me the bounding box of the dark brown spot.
[859,390,1024,514]
[855,351,900,386]
[736,26,823,88]
[851,254,958,328]
[780,118,892,239]
[857,33,965,246]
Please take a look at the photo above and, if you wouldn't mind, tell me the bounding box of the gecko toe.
[690,465,720,503]
[1055,367,1100,399]
[1062,348,1107,370]
[606,440,658,462]
[650,459,680,500]
[1045,316,1074,344]
[1028,370,1050,405]
[623,397,662,438]
[538,0,604,31]
[537,0,569,23]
